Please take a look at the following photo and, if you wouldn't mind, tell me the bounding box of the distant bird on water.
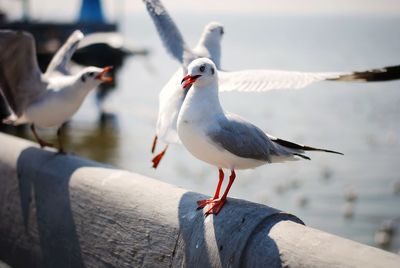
[143,0,400,169]
[177,58,343,215]
[0,30,112,153]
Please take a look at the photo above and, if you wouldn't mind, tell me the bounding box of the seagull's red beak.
[95,66,113,83]
[181,74,201,89]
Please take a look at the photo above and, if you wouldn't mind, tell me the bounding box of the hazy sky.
[2,0,400,21]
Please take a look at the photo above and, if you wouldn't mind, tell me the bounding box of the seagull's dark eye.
[211,67,215,75]
[88,72,94,76]
[81,75,86,82]
[199,65,205,72]
[220,28,224,35]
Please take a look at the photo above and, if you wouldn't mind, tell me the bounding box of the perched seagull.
[178,58,343,215]
[144,0,400,169]
[0,30,112,153]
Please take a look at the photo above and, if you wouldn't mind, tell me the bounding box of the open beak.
[181,74,201,89]
[95,66,113,83]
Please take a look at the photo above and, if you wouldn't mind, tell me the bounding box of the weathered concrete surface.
[0,132,399,268]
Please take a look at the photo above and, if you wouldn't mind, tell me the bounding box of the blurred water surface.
[23,14,400,252]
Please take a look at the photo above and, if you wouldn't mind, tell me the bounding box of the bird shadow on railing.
[177,191,304,267]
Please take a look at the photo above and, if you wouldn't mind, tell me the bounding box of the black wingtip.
[333,65,400,82]
[273,138,343,156]
[302,145,343,155]
[294,153,311,160]
[319,149,344,155]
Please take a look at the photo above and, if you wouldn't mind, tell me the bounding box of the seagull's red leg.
[197,168,224,208]
[151,145,168,169]
[213,168,224,199]
[205,169,236,215]
[30,124,53,148]
[151,135,158,153]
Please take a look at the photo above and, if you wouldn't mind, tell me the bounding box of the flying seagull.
[178,58,343,215]
[0,30,112,153]
[143,0,223,168]
[143,0,400,169]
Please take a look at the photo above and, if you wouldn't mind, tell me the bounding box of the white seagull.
[178,58,343,215]
[0,30,112,153]
[143,0,400,169]
[144,0,224,168]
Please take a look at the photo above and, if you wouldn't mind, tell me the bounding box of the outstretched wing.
[143,0,194,64]
[219,64,400,93]
[45,30,84,76]
[0,30,47,116]
[218,69,345,92]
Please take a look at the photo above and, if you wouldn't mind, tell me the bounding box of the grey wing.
[45,30,84,76]
[0,30,47,116]
[143,0,194,64]
[208,113,291,162]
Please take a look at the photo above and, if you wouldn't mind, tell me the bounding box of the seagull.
[0,30,112,153]
[144,0,400,169]
[143,0,224,168]
[177,58,343,215]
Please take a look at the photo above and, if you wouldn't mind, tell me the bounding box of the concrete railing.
[0,132,399,268]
